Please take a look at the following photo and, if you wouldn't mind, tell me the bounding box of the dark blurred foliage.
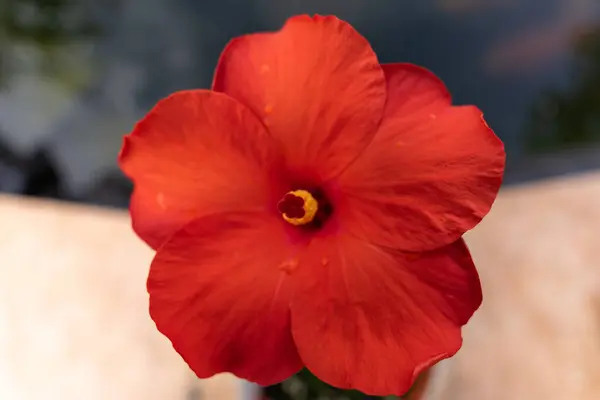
[0,0,100,85]
[1,0,98,44]
[525,25,600,152]
[0,0,130,206]
[0,128,65,198]
[264,369,381,400]
[0,130,132,206]
[262,368,430,400]
[0,127,134,204]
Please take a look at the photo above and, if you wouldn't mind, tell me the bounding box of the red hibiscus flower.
[118,15,505,397]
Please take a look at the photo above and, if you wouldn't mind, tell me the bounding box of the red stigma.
[277,193,306,219]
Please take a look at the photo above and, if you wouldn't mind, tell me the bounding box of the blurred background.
[1,0,600,399]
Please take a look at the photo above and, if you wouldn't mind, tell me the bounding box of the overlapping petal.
[119,90,285,249]
[148,211,303,385]
[336,63,505,251]
[213,15,387,181]
[290,236,481,396]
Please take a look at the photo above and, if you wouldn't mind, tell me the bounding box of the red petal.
[290,236,481,396]
[148,211,303,385]
[213,15,386,181]
[337,63,505,251]
[118,90,285,249]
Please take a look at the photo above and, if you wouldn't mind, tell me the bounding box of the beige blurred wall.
[0,198,256,400]
[1,171,600,400]
[429,171,600,400]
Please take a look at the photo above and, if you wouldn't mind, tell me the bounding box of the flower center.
[277,190,319,226]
